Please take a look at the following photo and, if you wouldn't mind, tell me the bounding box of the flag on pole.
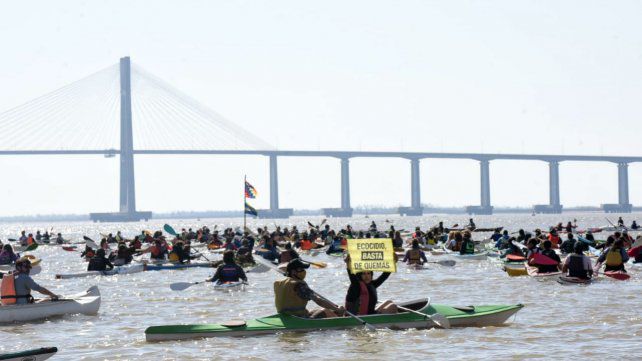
[245,181,258,199]
[244,201,258,216]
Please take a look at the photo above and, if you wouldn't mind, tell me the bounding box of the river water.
[1,212,641,360]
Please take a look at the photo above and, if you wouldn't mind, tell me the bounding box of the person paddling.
[274,259,344,318]
[1,257,59,305]
[87,248,114,272]
[0,244,19,265]
[562,242,593,280]
[344,255,397,315]
[112,243,133,266]
[529,240,561,273]
[596,239,629,273]
[560,233,576,254]
[207,251,247,285]
[459,231,475,255]
[403,240,428,265]
[279,243,300,263]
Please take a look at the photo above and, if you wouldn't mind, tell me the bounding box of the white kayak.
[55,264,145,279]
[0,347,58,361]
[0,286,100,323]
[213,281,247,291]
[454,252,488,261]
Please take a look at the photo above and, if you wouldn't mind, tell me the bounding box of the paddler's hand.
[336,306,346,316]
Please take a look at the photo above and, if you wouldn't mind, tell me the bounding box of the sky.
[0,0,641,216]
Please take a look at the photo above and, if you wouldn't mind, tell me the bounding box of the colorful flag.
[245,181,258,199]
[244,201,258,216]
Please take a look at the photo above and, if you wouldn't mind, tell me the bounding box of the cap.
[286,259,310,273]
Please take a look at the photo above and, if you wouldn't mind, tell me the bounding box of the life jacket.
[548,234,561,247]
[340,238,347,246]
[1,273,34,306]
[300,240,313,251]
[87,257,108,271]
[605,248,623,267]
[27,236,34,246]
[568,255,588,279]
[219,264,241,282]
[274,277,308,316]
[279,251,293,264]
[150,245,165,259]
[85,250,95,259]
[168,252,180,262]
[461,240,475,255]
[406,249,422,265]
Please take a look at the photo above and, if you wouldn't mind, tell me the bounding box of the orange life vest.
[300,240,313,251]
[1,273,17,305]
[27,236,34,246]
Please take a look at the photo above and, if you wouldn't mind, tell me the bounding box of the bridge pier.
[399,158,423,216]
[90,56,150,222]
[324,157,353,217]
[602,162,632,213]
[466,159,493,215]
[534,160,563,214]
[258,154,293,218]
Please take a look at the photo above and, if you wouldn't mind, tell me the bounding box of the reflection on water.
[1,213,642,359]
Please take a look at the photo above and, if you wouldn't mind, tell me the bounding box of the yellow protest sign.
[347,238,396,273]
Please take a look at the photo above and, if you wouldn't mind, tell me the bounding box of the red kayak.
[603,271,630,281]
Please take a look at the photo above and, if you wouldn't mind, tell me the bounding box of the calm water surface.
[1,213,641,360]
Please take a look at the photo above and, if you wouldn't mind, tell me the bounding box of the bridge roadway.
[1,149,638,219]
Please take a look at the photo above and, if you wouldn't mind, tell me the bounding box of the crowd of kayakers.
[0,217,640,319]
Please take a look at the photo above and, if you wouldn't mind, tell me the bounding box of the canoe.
[145,298,523,341]
[55,264,145,279]
[526,266,562,279]
[454,252,487,261]
[144,262,213,271]
[603,271,630,281]
[0,347,58,361]
[557,276,592,285]
[0,286,100,323]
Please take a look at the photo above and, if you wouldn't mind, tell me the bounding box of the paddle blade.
[430,313,451,329]
[170,282,196,291]
[164,224,178,236]
[507,254,526,261]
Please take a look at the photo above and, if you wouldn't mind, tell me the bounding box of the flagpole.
[243,175,247,232]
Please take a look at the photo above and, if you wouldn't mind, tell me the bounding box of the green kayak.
[145,298,523,342]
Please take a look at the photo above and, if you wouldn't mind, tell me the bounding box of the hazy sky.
[1,0,641,216]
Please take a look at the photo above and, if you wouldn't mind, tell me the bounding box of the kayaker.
[18,231,28,246]
[632,221,639,230]
[1,257,59,305]
[279,243,300,263]
[596,239,629,272]
[584,231,595,243]
[468,218,476,230]
[168,242,194,264]
[0,244,19,265]
[326,236,344,255]
[495,230,511,249]
[274,259,344,318]
[392,231,404,248]
[621,230,634,248]
[446,231,462,251]
[524,239,541,260]
[35,231,42,241]
[369,221,377,233]
[80,246,95,261]
[530,240,561,273]
[459,231,475,255]
[344,255,397,315]
[112,244,133,266]
[145,239,168,260]
[562,242,593,280]
[236,240,255,266]
[560,233,576,254]
[257,238,279,261]
[516,229,530,244]
[207,251,247,284]
[618,217,624,227]
[87,249,114,272]
[43,231,50,241]
[403,240,428,265]
[547,229,561,248]
[565,221,575,233]
[55,233,64,244]
[490,229,502,243]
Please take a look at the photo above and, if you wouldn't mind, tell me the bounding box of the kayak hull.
[0,347,58,361]
[526,266,562,279]
[557,276,592,285]
[145,299,523,342]
[144,262,213,271]
[0,286,100,323]
[56,264,145,279]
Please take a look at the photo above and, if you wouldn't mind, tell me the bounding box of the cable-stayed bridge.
[1,57,640,221]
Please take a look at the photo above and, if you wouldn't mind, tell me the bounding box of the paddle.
[254,256,376,331]
[396,304,450,329]
[164,224,178,236]
[426,260,456,267]
[83,236,99,249]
